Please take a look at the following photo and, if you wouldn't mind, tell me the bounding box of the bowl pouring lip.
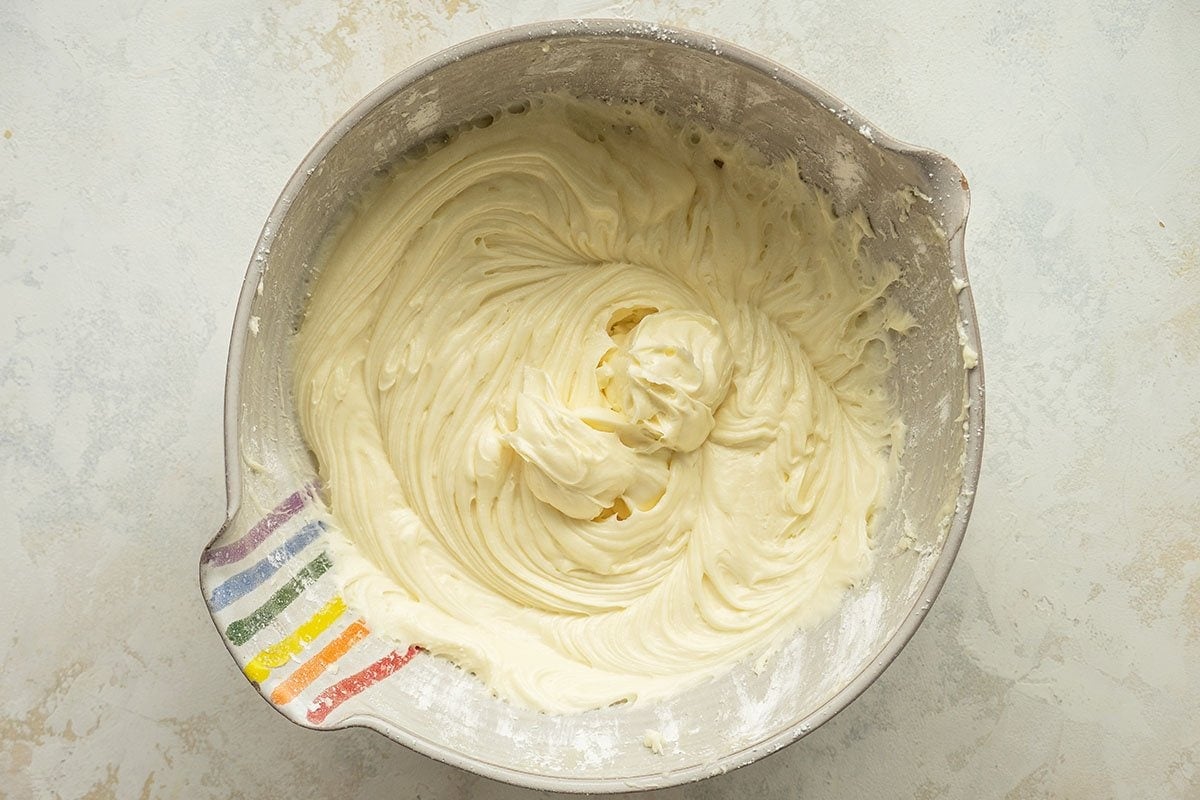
[203,18,983,794]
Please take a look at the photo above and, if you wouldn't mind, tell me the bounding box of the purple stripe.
[204,488,308,566]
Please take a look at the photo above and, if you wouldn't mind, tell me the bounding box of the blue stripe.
[207,521,325,611]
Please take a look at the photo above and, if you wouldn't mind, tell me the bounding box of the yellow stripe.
[244,597,347,683]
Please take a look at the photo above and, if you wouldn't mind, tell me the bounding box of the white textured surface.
[2,1,1197,797]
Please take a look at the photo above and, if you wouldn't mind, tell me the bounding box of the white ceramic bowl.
[200,20,983,793]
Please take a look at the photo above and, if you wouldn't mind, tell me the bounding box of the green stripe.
[225,552,333,646]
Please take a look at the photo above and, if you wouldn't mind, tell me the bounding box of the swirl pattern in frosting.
[294,96,907,713]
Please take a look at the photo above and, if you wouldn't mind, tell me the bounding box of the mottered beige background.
[2,0,1198,797]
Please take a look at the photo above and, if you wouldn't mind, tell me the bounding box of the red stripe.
[306,645,421,725]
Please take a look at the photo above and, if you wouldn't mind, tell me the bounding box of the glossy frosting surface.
[294,97,906,712]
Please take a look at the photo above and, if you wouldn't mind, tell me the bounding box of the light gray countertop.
[3,1,1198,797]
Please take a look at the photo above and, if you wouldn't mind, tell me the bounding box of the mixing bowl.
[200,19,983,792]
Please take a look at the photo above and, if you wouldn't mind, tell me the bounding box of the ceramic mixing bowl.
[200,19,983,792]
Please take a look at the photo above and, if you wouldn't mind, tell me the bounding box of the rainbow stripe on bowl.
[204,487,420,725]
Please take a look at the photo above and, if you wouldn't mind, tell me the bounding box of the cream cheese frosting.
[293,96,907,713]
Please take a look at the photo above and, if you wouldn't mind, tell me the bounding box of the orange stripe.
[270,619,370,705]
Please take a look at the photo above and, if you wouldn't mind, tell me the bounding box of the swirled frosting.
[294,96,906,713]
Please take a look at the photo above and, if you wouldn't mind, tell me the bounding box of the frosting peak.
[596,308,734,454]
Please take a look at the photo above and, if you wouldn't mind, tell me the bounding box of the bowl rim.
[205,17,984,794]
